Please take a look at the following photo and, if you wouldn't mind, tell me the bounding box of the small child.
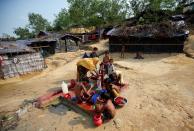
[107,59,118,83]
[103,51,110,74]
[108,58,115,76]
[103,50,110,63]
[90,47,98,58]
[95,92,116,119]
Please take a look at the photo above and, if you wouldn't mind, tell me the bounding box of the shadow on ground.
[48,103,95,129]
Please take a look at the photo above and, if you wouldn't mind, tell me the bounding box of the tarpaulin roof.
[0,41,35,55]
[16,38,57,46]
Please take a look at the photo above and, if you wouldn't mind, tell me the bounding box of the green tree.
[149,0,177,10]
[53,8,73,31]
[14,27,34,39]
[130,0,177,16]
[28,13,51,33]
[66,0,128,27]
[89,0,128,26]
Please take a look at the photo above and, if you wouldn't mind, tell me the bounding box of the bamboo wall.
[0,52,46,79]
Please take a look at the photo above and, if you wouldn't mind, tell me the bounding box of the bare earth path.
[1,53,194,131]
[0,55,80,113]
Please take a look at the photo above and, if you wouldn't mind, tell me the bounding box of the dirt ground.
[184,35,194,59]
[0,40,194,131]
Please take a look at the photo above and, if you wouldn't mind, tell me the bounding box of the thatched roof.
[107,10,189,38]
[69,26,96,34]
[107,18,189,38]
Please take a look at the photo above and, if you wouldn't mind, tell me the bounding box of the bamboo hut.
[68,25,99,43]
[0,41,46,79]
[107,12,189,53]
[60,34,81,52]
[17,38,57,56]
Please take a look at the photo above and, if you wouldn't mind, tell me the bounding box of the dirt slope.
[0,53,193,131]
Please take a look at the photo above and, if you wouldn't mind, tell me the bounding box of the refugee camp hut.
[69,25,99,43]
[107,12,189,53]
[29,39,56,55]
[17,31,60,56]
[21,38,57,56]
[60,34,81,52]
[0,41,46,79]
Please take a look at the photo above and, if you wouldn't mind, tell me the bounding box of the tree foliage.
[14,13,51,39]
[54,9,72,31]
[53,0,129,31]
[13,0,185,38]
[54,0,181,31]
[130,0,177,16]
[28,13,51,33]
[14,27,34,39]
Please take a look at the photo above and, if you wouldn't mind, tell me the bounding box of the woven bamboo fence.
[0,52,46,79]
